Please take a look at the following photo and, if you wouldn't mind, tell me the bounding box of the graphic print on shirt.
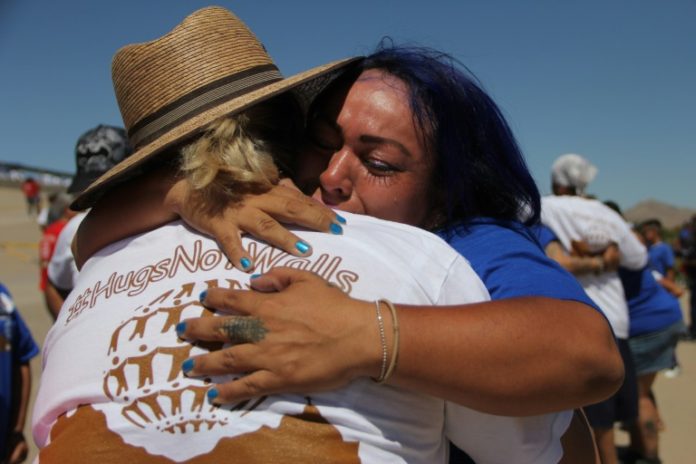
[102,290,223,435]
[44,239,364,462]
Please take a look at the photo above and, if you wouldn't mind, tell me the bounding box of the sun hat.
[72,6,361,210]
[551,153,598,195]
[68,124,132,194]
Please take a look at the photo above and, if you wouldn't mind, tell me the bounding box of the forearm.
[385,297,623,415]
[11,364,31,432]
[665,268,677,282]
[546,242,604,276]
[658,276,684,297]
[74,167,178,267]
[192,273,623,415]
[559,255,604,275]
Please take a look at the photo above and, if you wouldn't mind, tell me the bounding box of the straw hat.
[73,6,361,210]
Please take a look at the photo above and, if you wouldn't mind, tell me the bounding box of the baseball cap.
[551,153,598,195]
[68,125,132,194]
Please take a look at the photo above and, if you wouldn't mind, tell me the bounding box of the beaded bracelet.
[373,298,400,385]
[372,300,389,382]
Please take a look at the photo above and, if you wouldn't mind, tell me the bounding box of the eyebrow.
[311,112,414,159]
[360,135,413,159]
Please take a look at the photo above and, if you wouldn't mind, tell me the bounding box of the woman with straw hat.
[31,7,587,463]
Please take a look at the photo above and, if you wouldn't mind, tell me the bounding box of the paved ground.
[1,185,694,463]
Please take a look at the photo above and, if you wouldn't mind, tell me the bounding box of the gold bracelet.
[376,298,400,385]
[372,300,389,382]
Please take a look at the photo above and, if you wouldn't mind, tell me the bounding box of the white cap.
[551,153,598,194]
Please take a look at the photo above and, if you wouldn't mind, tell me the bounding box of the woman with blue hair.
[77,42,619,462]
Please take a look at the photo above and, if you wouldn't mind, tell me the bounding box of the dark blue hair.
[362,42,541,231]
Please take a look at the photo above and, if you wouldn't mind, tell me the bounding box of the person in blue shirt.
[1,283,39,464]
[618,219,685,464]
[640,219,683,298]
[642,219,675,277]
[619,261,684,464]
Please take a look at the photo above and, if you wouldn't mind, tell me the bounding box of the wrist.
[372,299,399,384]
[352,300,387,380]
[593,256,605,275]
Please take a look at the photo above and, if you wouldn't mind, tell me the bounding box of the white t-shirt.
[541,196,647,339]
[46,212,87,291]
[34,213,571,463]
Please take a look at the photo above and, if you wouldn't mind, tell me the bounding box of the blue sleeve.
[531,224,559,249]
[444,222,600,312]
[13,311,39,363]
[662,244,675,269]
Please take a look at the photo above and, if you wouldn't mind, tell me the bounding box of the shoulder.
[0,284,14,311]
[655,242,673,254]
[346,212,464,259]
[444,220,549,281]
[445,219,543,260]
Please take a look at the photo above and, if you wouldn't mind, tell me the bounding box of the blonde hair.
[179,98,299,211]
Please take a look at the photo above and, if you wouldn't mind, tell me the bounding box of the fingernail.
[335,214,347,224]
[330,223,343,235]
[240,257,252,270]
[207,387,219,402]
[295,241,310,254]
[250,273,262,279]
[176,321,186,335]
[199,290,207,303]
[182,358,194,374]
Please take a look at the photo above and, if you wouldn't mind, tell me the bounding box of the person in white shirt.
[541,153,647,464]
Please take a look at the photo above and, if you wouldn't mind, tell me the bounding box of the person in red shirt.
[38,193,75,317]
[21,177,41,215]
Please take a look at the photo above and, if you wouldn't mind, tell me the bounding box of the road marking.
[0,241,37,263]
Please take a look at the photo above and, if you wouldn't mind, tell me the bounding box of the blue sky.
[1,0,694,209]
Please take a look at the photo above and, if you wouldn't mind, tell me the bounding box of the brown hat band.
[129,63,283,148]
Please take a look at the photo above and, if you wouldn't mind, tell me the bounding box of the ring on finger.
[219,316,268,344]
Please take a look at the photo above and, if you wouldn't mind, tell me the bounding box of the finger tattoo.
[220,317,268,343]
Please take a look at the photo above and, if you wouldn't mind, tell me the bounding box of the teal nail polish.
[250,273,262,279]
[176,321,187,335]
[240,257,252,270]
[330,223,343,235]
[335,214,347,224]
[199,290,207,302]
[182,358,194,373]
[207,387,219,401]
[295,241,310,254]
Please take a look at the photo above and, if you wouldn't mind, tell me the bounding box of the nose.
[318,149,354,205]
